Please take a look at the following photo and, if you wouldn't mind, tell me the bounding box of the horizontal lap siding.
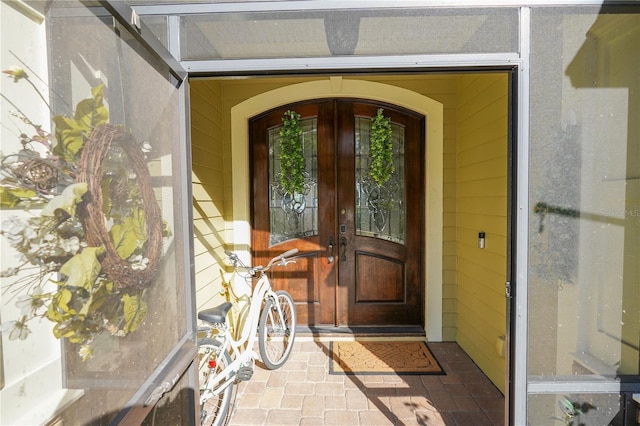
[191,80,227,310]
[456,73,508,393]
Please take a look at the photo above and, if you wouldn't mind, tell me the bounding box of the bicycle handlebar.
[267,248,299,268]
[225,248,299,275]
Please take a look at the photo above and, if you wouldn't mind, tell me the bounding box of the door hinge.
[505,281,512,298]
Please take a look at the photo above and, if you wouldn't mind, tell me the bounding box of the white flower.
[22,225,38,241]
[1,217,26,244]
[78,344,93,361]
[1,216,23,233]
[60,236,80,254]
[28,242,42,254]
[1,316,31,340]
[129,254,149,271]
[15,286,45,316]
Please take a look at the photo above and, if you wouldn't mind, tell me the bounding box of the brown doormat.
[329,341,444,375]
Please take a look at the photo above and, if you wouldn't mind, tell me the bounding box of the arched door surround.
[230,77,443,340]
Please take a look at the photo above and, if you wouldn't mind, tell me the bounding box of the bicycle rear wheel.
[258,290,297,370]
[198,339,233,426]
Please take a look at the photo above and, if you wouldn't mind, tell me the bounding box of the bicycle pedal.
[236,366,253,381]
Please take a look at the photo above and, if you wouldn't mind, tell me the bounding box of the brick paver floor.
[228,339,504,425]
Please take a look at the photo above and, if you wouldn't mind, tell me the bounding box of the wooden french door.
[250,99,424,327]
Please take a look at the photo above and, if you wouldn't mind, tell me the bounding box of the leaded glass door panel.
[336,101,424,326]
[251,102,336,325]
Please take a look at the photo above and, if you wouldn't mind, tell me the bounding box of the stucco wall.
[455,73,508,392]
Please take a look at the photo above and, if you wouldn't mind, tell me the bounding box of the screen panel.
[0,1,193,423]
[529,6,640,382]
[180,7,519,61]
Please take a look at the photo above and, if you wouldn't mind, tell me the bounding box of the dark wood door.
[250,99,424,327]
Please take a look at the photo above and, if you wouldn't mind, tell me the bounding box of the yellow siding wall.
[455,73,508,392]
[190,80,227,310]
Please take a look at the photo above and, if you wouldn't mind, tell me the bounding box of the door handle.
[327,237,334,264]
[340,237,347,262]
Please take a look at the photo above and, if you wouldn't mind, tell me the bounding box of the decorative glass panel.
[355,117,405,244]
[269,118,318,245]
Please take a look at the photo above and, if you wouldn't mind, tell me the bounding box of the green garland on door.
[279,110,305,194]
[369,108,394,186]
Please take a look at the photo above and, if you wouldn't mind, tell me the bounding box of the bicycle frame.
[199,271,281,401]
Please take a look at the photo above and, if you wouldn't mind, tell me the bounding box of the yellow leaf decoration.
[100,175,113,216]
[78,279,107,318]
[86,280,113,315]
[122,294,147,334]
[46,287,73,323]
[109,207,147,260]
[52,115,87,162]
[52,319,88,341]
[41,182,87,218]
[46,298,63,322]
[0,187,37,207]
[132,207,147,240]
[59,247,105,291]
[74,84,109,130]
[51,84,108,162]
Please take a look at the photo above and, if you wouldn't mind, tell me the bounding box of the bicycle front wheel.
[198,339,233,426]
[258,290,297,370]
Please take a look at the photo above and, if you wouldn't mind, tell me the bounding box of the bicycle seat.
[198,302,233,324]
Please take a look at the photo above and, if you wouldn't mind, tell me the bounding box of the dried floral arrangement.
[0,67,169,360]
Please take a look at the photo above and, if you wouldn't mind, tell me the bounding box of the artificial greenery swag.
[369,108,394,186]
[278,110,305,194]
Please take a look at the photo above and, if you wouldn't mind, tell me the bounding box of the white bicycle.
[197,248,298,426]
